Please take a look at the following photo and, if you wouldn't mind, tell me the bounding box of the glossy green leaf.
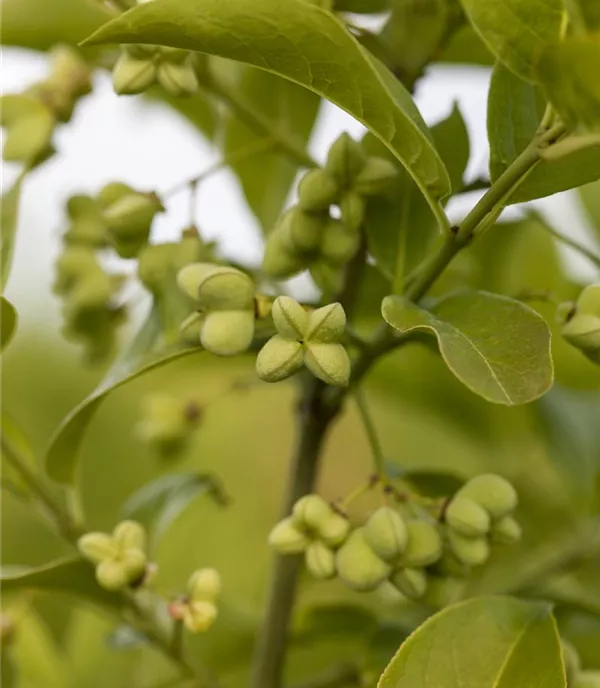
[537,38,600,132]
[1,174,25,291]
[334,0,390,12]
[378,596,565,688]
[0,558,122,611]
[224,68,320,232]
[120,472,229,547]
[83,0,451,206]
[2,412,37,497]
[488,62,546,182]
[580,178,600,243]
[382,291,553,405]
[1,296,17,351]
[45,305,200,485]
[459,0,563,82]
[365,105,469,280]
[440,25,495,66]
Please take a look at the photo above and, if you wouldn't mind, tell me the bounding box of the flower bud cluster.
[256,296,351,386]
[113,45,200,98]
[561,284,600,365]
[177,262,256,355]
[262,133,397,292]
[168,568,221,633]
[1,46,91,166]
[78,521,149,591]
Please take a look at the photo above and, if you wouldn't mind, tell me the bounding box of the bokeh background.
[2,3,600,687]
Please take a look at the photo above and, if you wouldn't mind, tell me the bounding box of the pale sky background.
[2,47,598,340]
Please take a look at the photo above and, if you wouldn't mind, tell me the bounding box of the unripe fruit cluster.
[561,284,600,365]
[262,133,397,292]
[256,296,351,386]
[1,46,91,166]
[136,392,202,458]
[78,521,149,591]
[443,474,520,567]
[169,568,221,633]
[177,262,257,356]
[113,45,200,98]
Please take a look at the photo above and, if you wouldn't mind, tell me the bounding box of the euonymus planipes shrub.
[2,0,600,686]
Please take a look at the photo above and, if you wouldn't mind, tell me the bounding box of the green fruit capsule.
[339,191,365,233]
[491,516,522,545]
[189,568,221,601]
[271,296,308,340]
[104,192,162,258]
[335,528,391,592]
[292,494,334,530]
[354,157,398,196]
[448,530,490,567]
[574,671,600,688]
[96,559,130,591]
[305,541,336,580]
[177,263,255,310]
[445,496,491,537]
[304,342,351,387]
[562,312,600,354]
[306,302,346,342]
[200,310,255,356]
[459,474,518,519]
[288,207,326,252]
[364,507,408,562]
[297,169,341,212]
[256,335,304,382]
[112,53,156,95]
[325,133,367,186]
[268,517,309,554]
[576,284,600,316]
[320,220,360,265]
[400,520,442,568]
[78,532,116,563]
[317,512,350,548]
[262,228,307,278]
[156,61,199,97]
[98,182,132,208]
[390,567,427,600]
[0,94,55,164]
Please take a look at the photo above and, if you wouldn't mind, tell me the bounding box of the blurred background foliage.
[2,0,600,686]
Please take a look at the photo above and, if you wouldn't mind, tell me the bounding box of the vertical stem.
[249,377,340,688]
[353,388,386,482]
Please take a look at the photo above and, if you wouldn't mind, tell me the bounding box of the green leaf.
[2,412,37,497]
[378,596,565,688]
[334,0,390,12]
[574,0,600,29]
[537,37,600,132]
[401,469,465,498]
[120,472,229,547]
[83,0,451,206]
[488,62,546,182]
[382,290,553,405]
[440,25,495,66]
[0,557,122,611]
[1,296,17,351]
[45,305,200,485]
[1,173,25,291]
[580,178,600,243]
[459,0,563,82]
[224,68,320,232]
[364,105,469,280]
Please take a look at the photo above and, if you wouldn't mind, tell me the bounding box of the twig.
[354,388,387,483]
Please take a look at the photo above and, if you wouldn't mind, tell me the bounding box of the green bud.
[458,474,518,519]
[400,520,442,568]
[317,511,351,548]
[491,516,522,544]
[112,52,157,95]
[96,559,131,591]
[64,195,107,248]
[292,494,333,530]
[297,169,341,212]
[177,263,255,310]
[325,133,367,186]
[256,335,304,382]
[364,507,408,562]
[47,45,92,100]
[562,285,600,355]
[156,61,199,97]
[269,517,309,553]
[447,530,490,567]
[54,246,102,294]
[262,235,307,278]
[576,283,600,315]
[390,567,427,600]
[182,600,218,633]
[104,192,162,258]
[159,46,191,63]
[445,496,491,537]
[335,528,391,591]
[271,296,308,340]
[320,220,360,265]
[573,672,600,688]
[137,244,176,294]
[114,520,146,552]
[201,310,255,356]
[305,541,336,579]
[306,302,346,342]
[123,44,157,60]
[354,157,398,196]
[339,191,365,233]
[189,568,221,601]
[0,94,55,164]
[304,342,351,386]
[78,532,116,563]
[288,207,326,252]
[98,182,132,208]
[561,639,581,686]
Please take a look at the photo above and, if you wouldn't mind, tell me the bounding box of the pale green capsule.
[458,474,518,519]
[390,567,427,600]
[156,61,199,97]
[292,494,333,530]
[354,157,398,196]
[306,302,346,342]
[78,533,117,564]
[445,496,491,537]
[320,220,360,265]
[297,168,341,212]
[188,568,221,601]
[448,530,490,567]
[200,310,255,356]
[268,517,309,553]
[400,520,442,568]
[112,53,156,95]
[288,207,326,252]
[325,133,367,186]
[304,342,350,387]
[335,528,391,591]
[271,296,308,340]
[490,516,522,544]
[256,335,304,382]
[364,507,408,562]
[305,541,336,580]
[318,512,351,548]
[339,191,365,233]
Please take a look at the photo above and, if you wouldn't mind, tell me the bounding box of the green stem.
[392,196,410,295]
[201,75,317,170]
[353,388,387,482]
[1,438,82,543]
[538,216,600,269]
